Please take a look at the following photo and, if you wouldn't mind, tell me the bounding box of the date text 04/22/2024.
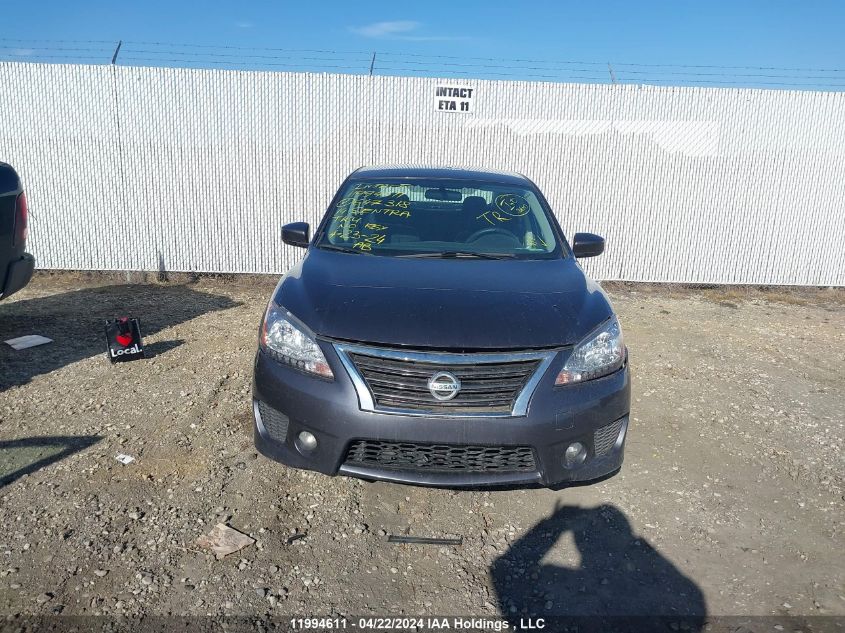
[289,616,547,630]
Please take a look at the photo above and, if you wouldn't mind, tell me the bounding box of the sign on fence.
[434,85,475,113]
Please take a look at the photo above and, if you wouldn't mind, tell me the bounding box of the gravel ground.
[0,273,843,620]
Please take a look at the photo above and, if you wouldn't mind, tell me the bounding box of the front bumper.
[253,343,630,489]
[0,253,35,300]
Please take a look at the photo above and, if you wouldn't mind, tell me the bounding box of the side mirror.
[282,222,310,248]
[572,233,605,258]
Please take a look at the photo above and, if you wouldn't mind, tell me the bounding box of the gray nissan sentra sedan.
[252,166,630,488]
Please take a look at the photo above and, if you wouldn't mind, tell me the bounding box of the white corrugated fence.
[1,62,844,285]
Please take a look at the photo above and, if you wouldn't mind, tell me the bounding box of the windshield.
[316,179,561,258]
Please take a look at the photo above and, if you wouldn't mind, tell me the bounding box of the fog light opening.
[563,442,588,468]
[296,431,318,453]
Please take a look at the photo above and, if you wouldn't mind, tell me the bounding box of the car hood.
[273,248,613,350]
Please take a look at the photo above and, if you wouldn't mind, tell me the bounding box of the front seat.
[455,196,489,240]
[462,196,488,216]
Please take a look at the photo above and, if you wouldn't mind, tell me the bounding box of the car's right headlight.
[555,316,625,385]
[260,303,334,379]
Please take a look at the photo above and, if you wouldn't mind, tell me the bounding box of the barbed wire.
[118,58,372,71]
[120,49,373,63]
[0,54,108,61]
[363,67,613,82]
[1,38,844,90]
[0,38,116,44]
[125,40,372,56]
[615,77,845,88]
[0,45,114,53]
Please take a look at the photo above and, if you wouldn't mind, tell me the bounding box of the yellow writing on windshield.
[494,194,530,217]
[331,186,414,250]
[476,210,512,225]
[351,208,410,218]
[526,233,549,249]
[351,232,388,251]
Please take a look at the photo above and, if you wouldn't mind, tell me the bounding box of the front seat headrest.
[462,196,488,214]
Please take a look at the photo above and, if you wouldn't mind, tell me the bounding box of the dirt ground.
[0,273,843,623]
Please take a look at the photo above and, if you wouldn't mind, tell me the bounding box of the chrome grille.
[348,353,539,413]
[335,343,556,417]
[344,440,537,473]
[594,417,625,456]
[335,342,555,416]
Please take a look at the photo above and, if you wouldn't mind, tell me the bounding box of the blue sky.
[2,0,845,88]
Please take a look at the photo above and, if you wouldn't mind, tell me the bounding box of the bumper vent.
[594,417,625,456]
[256,401,290,442]
[346,352,542,415]
[344,440,537,473]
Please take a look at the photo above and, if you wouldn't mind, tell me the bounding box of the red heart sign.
[116,333,133,346]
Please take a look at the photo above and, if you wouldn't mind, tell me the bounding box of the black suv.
[0,162,34,301]
[253,166,630,488]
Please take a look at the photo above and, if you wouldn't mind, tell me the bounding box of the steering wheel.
[466,227,517,243]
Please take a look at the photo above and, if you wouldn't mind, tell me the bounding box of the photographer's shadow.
[491,503,706,628]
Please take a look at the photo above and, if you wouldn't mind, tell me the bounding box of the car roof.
[350,165,533,187]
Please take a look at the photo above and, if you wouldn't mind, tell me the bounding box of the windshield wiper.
[398,251,516,259]
[318,244,368,255]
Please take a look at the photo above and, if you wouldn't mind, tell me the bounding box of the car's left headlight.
[260,303,334,379]
[555,316,625,385]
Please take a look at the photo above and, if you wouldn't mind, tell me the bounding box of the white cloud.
[349,20,468,41]
[235,21,254,29]
[350,20,420,38]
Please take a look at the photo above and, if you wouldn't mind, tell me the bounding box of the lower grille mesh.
[344,440,537,473]
[594,418,625,456]
[256,401,289,442]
